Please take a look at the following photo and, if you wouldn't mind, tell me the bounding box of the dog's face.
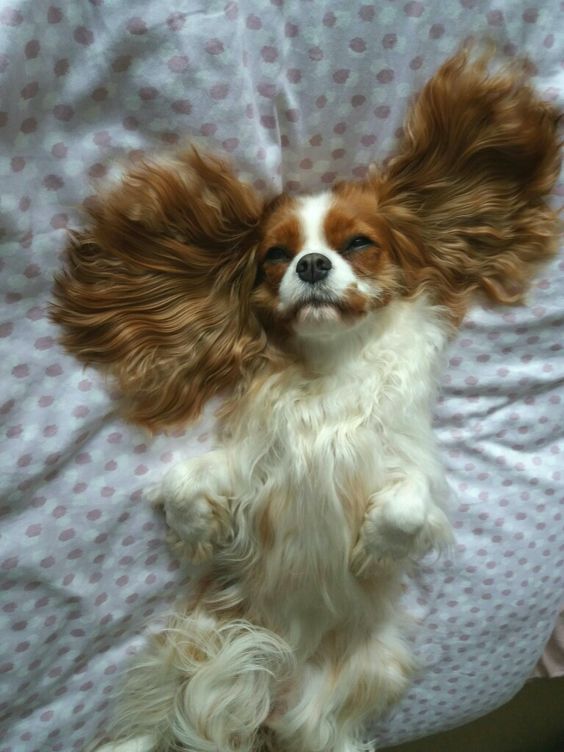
[252,184,401,340]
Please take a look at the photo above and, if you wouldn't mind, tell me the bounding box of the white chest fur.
[216,298,451,628]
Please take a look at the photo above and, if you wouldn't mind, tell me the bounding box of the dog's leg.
[351,470,452,574]
[157,448,235,562]
[270,625,413,752]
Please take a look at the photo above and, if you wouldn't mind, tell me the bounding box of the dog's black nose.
[296,253,332,284]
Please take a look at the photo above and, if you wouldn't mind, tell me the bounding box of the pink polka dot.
[43,174,64,191]
[167,12,186,31]
[50,212,68,229]
[123,115,139,131]
[21,117,38,134]
[168,55,189,73]
[25,39,40,58]
[202,38,224,58]
[377,68,394,84]
[349,38,366,53]
[258,82,276,98]
[374,105,390,119]
[138,86,157,101]
[246,14,262,29]
[487,9,504,25]
[112,55,131,73]
[333,69,350,84]
[210,83,229,100]
[34,336,54,350]
[285,21,298,37]
[47,6,63,23]
[359,5,375,21]
[352,165,368,179]
[21,81,39,99]
[54,58,69,76]
[126,16,147,34]
[200,123,217,137]
[404,1,424,17]
[1,7,23,25]
[53,104,74,121]
[261,46,278,63]
[73,26,93,45]
[12,363,29,378]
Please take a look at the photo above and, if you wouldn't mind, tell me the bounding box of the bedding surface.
[0,1,563,750]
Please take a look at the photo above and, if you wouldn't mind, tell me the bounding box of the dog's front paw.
[351,479,451,576]
[158,458,232,563]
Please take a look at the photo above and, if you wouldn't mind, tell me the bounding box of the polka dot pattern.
[0,1,563,750]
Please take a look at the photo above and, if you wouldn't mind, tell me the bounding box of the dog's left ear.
[51,150,266,430]
[372,49,561,315]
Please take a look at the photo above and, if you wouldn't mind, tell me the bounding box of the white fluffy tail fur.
[93,737,155,752]
[107,612,294,752]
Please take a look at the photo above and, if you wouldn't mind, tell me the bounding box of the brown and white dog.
[52,50,561,752]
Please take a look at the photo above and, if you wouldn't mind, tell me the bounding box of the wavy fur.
[53,50,560,752]
[52,150,266,428]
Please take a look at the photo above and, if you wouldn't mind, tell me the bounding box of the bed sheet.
[0,1,563,750]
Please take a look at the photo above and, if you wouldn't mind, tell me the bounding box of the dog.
[51,49,560,752]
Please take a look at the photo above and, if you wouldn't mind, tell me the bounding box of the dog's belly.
[234,427,388,652]
[225,350,421,651]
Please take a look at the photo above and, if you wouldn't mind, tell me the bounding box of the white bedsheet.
[0,1,562,750]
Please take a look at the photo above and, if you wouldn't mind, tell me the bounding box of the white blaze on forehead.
[295,192,334,251]
[277,192,351,311]
[277,190,380,316]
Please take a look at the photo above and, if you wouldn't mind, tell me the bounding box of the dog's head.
[51,49,561,429]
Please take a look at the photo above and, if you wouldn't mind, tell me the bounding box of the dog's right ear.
[51,149,266,430]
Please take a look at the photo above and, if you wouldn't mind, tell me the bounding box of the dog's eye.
[343,235,373,254]
[264,246,291,263]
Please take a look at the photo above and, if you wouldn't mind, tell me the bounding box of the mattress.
[1,1,563,750]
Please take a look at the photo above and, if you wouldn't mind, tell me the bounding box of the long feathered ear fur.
[51,150,266,430]
[372,47,561,319]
